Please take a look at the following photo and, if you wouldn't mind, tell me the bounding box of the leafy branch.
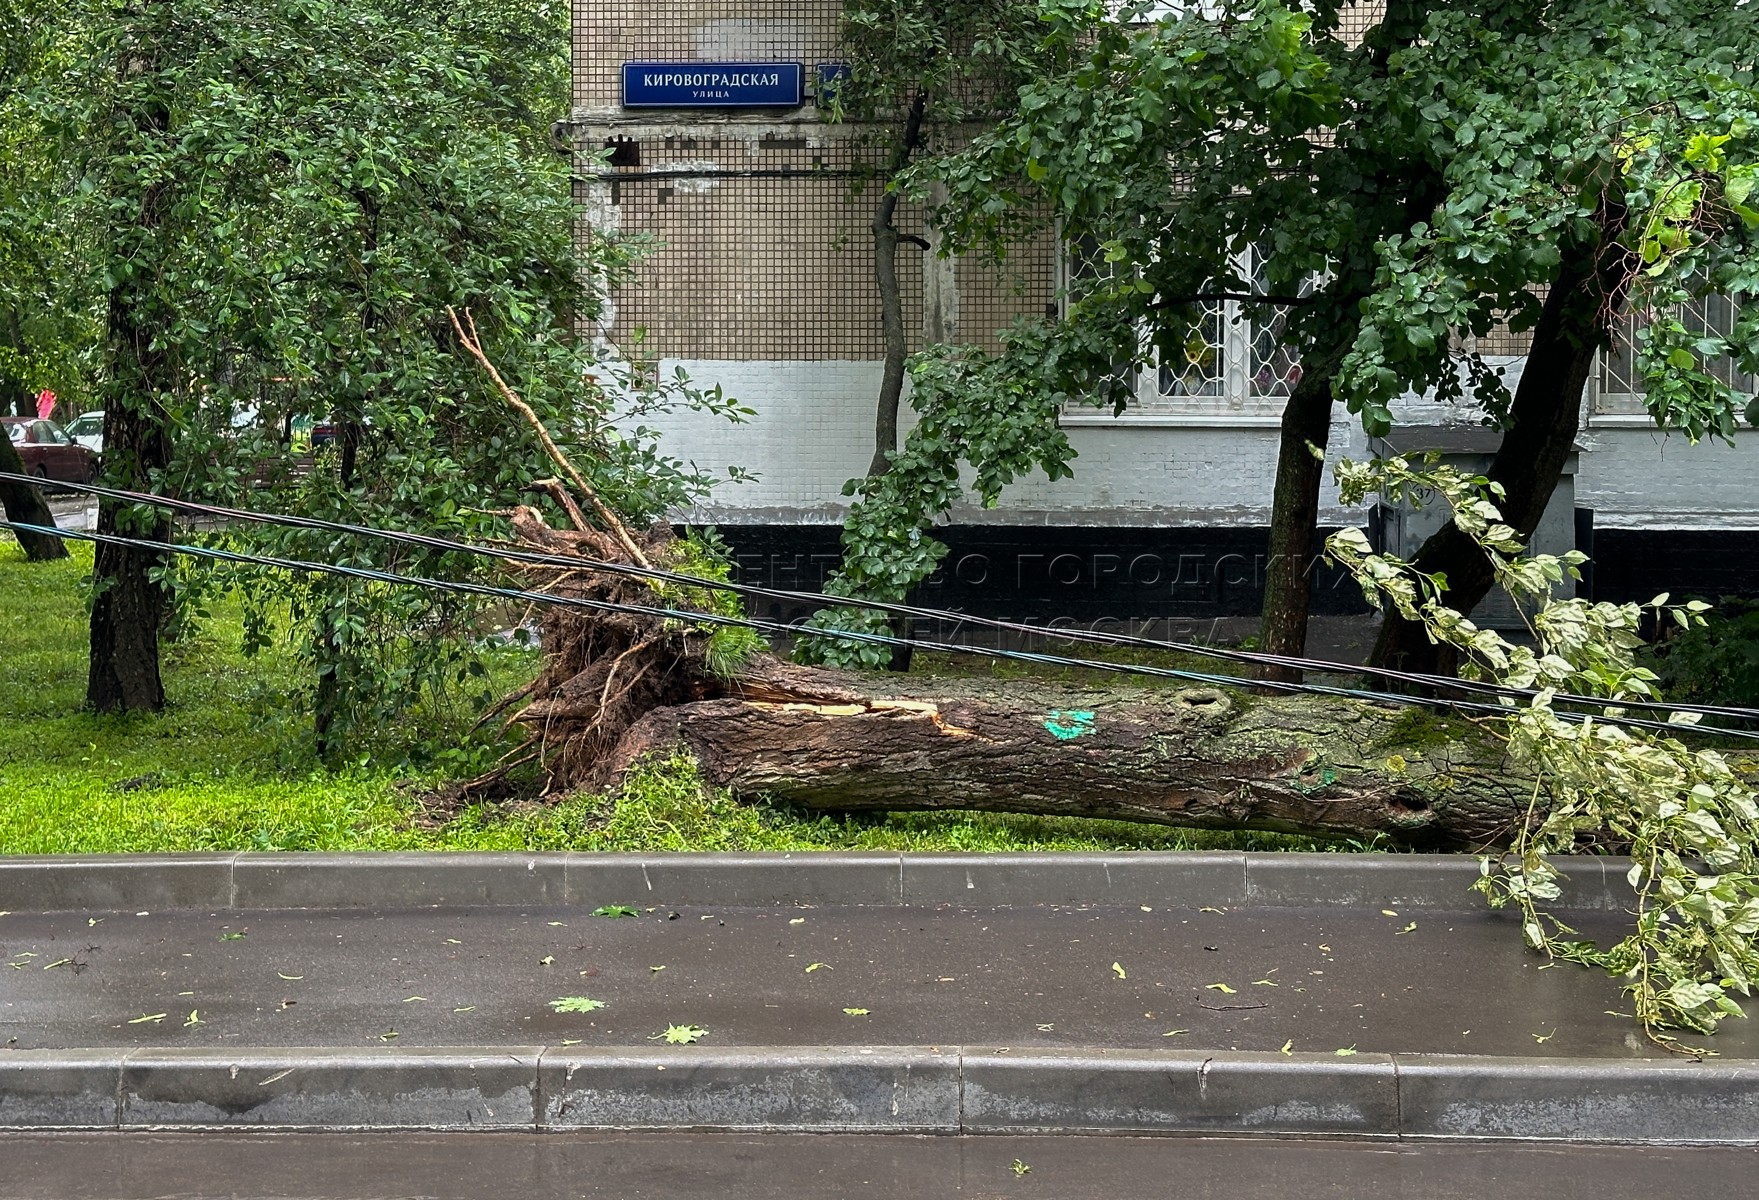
[1329,454,1759,1049]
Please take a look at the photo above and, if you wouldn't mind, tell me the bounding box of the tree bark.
[866,89,928,481]
[88,0,174,714]
[601,661,1529,850]
[0,427,69,561]
[1256,346,1341,681]
[1369,204,1633,674]
[87,388,171,713]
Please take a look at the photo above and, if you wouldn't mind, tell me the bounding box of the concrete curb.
[2,1045,1752,1143]
[0,852,1629,914]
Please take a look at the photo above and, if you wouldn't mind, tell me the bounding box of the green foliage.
[807,0,1759,643]
[0,4,100,412]
[7,0,747,748]
[798,336,1080,666]
[1329,455,1759,1047]
[1649,599,1759,710]
[831,0,1054,131]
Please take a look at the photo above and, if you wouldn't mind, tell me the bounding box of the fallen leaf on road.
[183,1011,201,1028]
[805,963,831,973]
[843,1007,870,1016]
[549,996,607,1013]
[593,905,639,919]
[654,1024,707,1044]
[539,956,555,966]
[1205,983,1237,994]
[1280,1040,1293,1055]
[380,1030,399,1041]
[1335,1046,1358,1056]
[1112,962,1127,979]
[1396,922,1417,935]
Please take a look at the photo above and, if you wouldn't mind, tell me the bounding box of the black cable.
[8,515,1758,742]
[11,470,1757,725]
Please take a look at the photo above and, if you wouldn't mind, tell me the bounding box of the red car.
[3,417,99,486]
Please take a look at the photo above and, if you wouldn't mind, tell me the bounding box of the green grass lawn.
[0,541,1323,854]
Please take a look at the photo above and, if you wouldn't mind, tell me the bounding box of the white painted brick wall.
[634,357,1759,530]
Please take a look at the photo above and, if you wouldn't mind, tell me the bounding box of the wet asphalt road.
[0,1131,1753,1199]
[2,901,1741,1059]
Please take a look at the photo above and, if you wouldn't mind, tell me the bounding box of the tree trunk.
[865,89,929,483]
[600,661,1528,850]
[1256,346,1341,681]
[0,429,69,561]
[1370,204,1633,674]
[87,390,171,713]
[88,0,175,714]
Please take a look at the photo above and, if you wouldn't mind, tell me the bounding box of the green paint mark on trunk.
[1044,711,1096,740]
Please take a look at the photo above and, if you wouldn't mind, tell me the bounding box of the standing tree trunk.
[88,0,174,714]
[88,381,172,712]
[866,89,929,482]
[864,90,930,672]
[1369,203,1633,674]
[1256,341,1345,681]
[0,424,68,561]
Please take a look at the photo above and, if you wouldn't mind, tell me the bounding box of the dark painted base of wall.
[707,524,1370,628]
[1592,528,1759,605]
[690,523,1759,629]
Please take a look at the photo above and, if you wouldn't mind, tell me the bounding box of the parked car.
[2,417,99,486]
[63,411,104,453]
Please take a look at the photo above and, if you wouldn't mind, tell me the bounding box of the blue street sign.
[622,62,804,108]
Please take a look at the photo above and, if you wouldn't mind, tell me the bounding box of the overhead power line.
[8,472,1757,726]
[6,514,1757,742]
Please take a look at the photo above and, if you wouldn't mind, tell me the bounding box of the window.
[1592,292,1755,420]
[1063,245,1305,423]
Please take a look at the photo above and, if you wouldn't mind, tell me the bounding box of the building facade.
[572,1,1759,622]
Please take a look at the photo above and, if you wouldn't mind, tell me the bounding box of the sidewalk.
[1,852,1755,1141]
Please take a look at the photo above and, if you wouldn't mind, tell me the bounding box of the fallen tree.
[473,499,1527,852]
[614,669,1526,851]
